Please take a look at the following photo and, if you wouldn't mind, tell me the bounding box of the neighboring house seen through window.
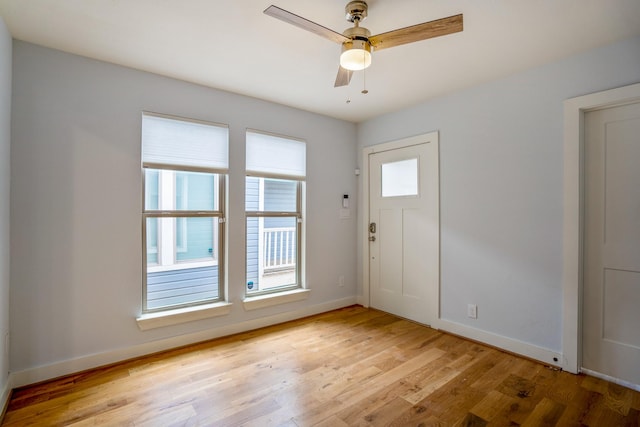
[141,113,228,313]
[245,130,306,296]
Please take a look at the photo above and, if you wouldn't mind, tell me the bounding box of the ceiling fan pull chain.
[362,52,369,94]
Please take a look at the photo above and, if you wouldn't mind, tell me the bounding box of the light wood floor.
[2,306,639,426]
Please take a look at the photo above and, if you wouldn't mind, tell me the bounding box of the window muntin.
[245,130,305,297]
[142,113,228,313]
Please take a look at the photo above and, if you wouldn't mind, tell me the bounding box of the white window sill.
[136,301,233,331]
[243,288,310,311]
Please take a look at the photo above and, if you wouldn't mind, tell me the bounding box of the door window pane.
[381,158,418,197]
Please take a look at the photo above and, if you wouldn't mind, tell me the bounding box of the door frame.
[361,131,440,327]
[562,82,640,375]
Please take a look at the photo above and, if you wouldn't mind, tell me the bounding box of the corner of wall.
[1,373,13,422]
[0,14,12,409]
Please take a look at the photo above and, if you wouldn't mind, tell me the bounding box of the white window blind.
[142,113,229,171]
[246,131,306,179]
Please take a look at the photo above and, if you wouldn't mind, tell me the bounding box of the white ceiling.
[1,1,639,122]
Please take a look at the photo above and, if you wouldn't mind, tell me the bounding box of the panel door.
[368,137,439,325]
[583,101,640,386]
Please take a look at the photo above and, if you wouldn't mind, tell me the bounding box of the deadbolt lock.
[369,222,376,233]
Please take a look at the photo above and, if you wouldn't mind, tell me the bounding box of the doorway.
[563,82,640,390]
[363,132,439,326]
[582,101,640,387]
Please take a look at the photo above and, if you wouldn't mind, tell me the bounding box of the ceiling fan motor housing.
[342,2,372,54]
[345,1,368,23]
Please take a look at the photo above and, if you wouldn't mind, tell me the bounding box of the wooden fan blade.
[264,5,349,44]
[334,66,353,87]
[369,14,463,51]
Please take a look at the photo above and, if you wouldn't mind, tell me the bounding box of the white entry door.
[583,101,640,387]
[367,133,439,326]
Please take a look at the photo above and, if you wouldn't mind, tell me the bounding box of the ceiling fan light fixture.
[340,39,371,71]
[264,2,464,88]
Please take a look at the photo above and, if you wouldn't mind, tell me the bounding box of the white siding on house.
[146,266,219,310]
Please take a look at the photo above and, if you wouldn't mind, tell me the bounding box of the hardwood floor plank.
[334,347,447,406]
[401,366,462,405]
[2,306,640,426]
[469,389,519,423]
[521,397,566,426]
[309,414,350,427]
[346,396,414,427]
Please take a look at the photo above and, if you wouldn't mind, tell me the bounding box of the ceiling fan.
[264,1,463,87]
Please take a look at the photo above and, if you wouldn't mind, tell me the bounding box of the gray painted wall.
[9,30,639,382]
[0,16,11,396]
[357,35,640,353]
[10,41,358,373]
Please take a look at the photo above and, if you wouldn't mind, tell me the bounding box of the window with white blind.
[245,130,306,296]
[142,112,228,313]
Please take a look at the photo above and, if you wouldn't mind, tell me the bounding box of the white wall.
[357,36,640,359]
[0,16,11,402]
[10,41,357,380]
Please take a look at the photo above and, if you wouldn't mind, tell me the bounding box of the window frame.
[244,129,306,298]
[245,177,303,297]
[142,166,226,313]
[141,112,228,315]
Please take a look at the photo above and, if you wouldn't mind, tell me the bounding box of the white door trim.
[361,131,440,326]
[562,82,640,374]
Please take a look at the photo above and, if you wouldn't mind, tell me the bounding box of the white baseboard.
[436,319,564,369]
[1,375,12,422]
[581,368,640,392]
[10,296,358,388]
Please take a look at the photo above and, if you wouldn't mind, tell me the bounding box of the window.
[381,158,418,197]
[142,113,228,313]
[246,130,305,296]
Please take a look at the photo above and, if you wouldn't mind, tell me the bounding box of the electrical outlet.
[338,276,345,287]
[467,304,477,319]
